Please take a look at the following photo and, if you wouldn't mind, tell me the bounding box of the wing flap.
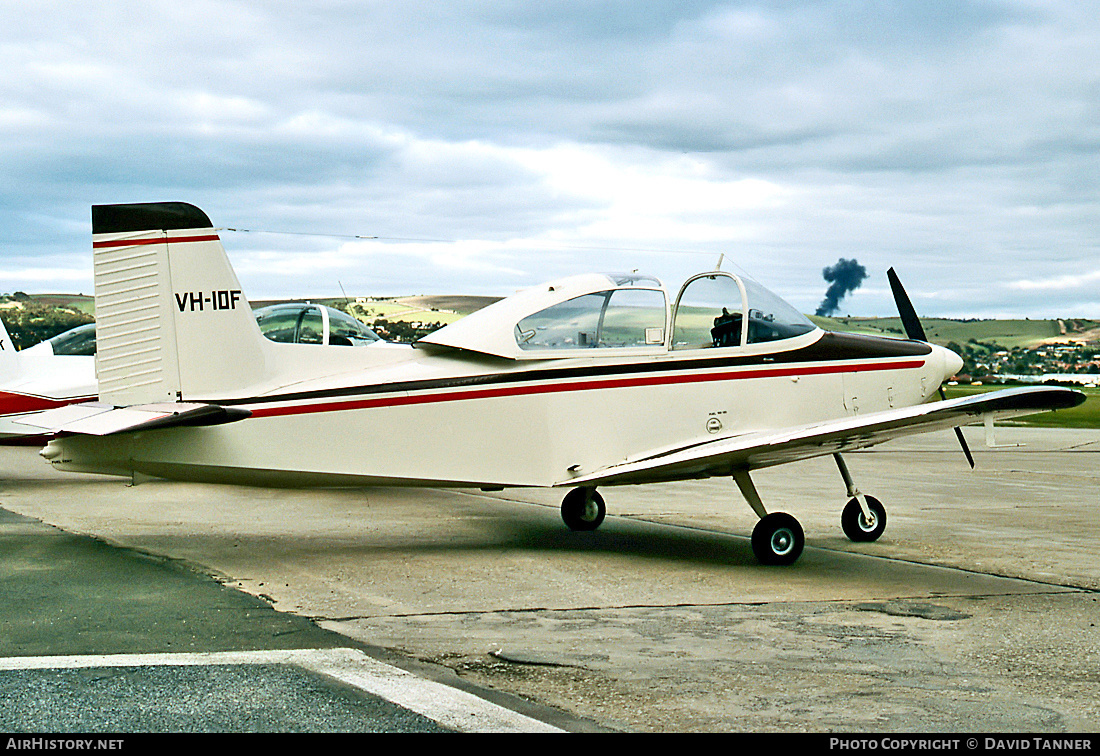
[559,386,1085,488]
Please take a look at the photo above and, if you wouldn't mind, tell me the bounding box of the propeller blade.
[890,267,974,469]
[939,385,976,468]
[953,427,975,469]
[887,267,927,342]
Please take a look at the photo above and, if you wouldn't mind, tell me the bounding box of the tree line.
[0,295,94,350]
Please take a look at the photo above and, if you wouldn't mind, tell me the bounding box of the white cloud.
[1010,270,1100,292]
[0,266,90,283]
[0,1,1096,319]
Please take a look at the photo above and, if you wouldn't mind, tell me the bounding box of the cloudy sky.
[1,1,1097,318]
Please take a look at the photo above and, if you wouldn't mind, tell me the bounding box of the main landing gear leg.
[833,452,887,542]
[733,470,804,566]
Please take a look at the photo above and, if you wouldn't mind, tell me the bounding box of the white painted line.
[0,648,564,733]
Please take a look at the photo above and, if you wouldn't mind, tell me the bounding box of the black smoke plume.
[815,258,868,317]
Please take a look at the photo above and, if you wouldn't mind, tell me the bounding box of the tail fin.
[0,312,21,381]
[92,202,266,405]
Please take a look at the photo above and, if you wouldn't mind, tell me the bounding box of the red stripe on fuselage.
[0,392,95,416]
[247,358,926,419]
[92,235,221,249]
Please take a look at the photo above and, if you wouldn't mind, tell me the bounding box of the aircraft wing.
[16,401,250,436]
[559,386,1085,488]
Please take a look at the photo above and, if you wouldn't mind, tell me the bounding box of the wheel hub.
[771,528,795,556]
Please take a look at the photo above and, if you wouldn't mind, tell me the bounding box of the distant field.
[279,295,498,326]
[943,384,1100,429]
[26,294,95,315]
[396,295,501,315]
[810,315,1100,350]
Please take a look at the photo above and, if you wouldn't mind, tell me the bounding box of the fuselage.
[44,328,961,488]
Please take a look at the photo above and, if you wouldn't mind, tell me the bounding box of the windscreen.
[741,278,816,344]
[328,308,381,345]
[48,324,97,356]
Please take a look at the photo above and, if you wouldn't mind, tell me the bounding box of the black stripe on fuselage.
[206,331,931,409]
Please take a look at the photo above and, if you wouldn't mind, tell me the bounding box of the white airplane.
[26,202,1085,565]
[0,301,385,441]
[0,320,97,440]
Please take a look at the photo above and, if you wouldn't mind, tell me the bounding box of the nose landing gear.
[841,495,887,542]
[833,453,888,543]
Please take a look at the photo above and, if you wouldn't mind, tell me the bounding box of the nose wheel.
[834,453,888,543]
[841,496,887,542]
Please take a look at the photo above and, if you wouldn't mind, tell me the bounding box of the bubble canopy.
[418,271,820,359]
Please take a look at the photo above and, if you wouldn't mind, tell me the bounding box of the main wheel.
[841,496,887,542]
[561,488,606,531]
[751,512,804,566]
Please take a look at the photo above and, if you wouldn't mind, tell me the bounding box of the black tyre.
[841,496,887,542]
[561,488,606,531]
[751,512,804,566]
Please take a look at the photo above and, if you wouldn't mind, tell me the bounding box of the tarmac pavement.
[1,426,1097,732]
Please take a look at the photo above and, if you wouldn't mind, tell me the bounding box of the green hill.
[808,315,1100,351]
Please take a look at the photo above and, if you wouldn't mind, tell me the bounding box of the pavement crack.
[311,588,1098,625]
[489,649,581,669]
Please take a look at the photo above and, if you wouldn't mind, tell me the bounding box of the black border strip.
[92,202,213,234]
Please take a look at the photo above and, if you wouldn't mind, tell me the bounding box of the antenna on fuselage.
[714,253,725,271]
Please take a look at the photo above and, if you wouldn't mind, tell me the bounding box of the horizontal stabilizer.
[559,386,1085,487]
[18,401,250,436]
